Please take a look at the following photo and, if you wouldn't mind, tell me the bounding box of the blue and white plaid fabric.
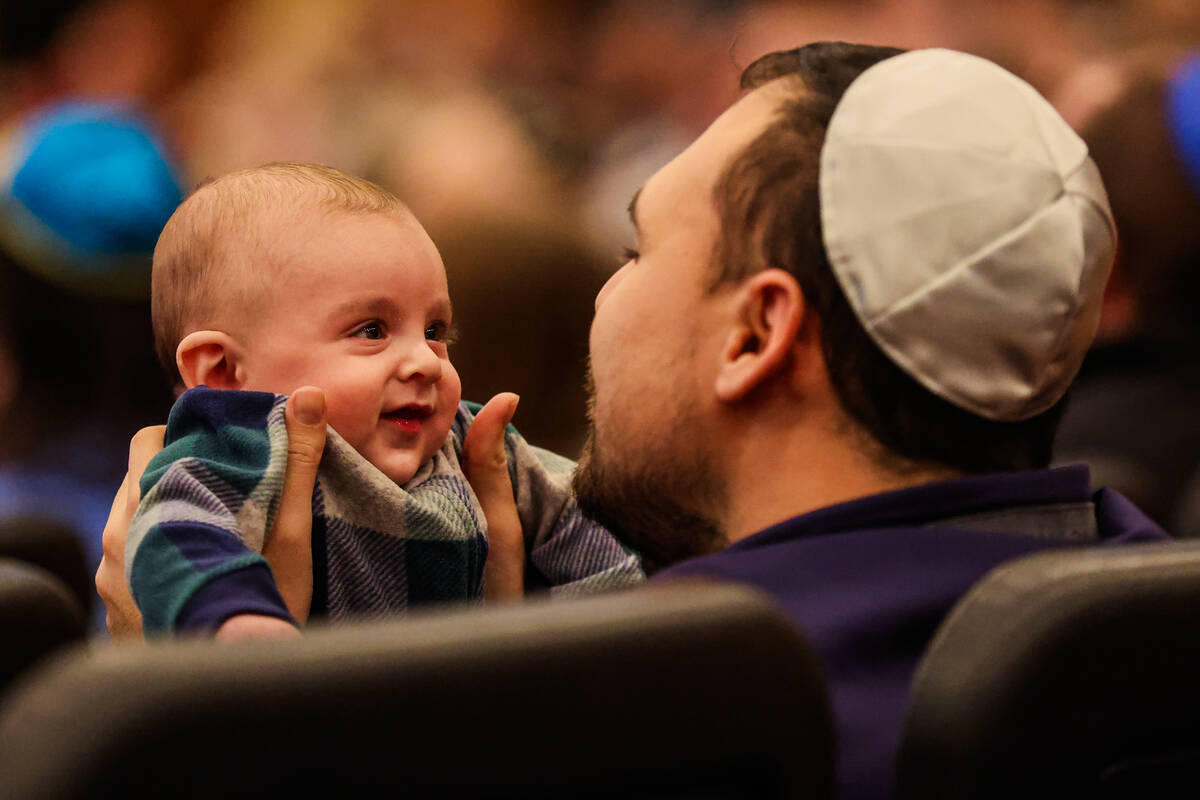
[128,387,644,633]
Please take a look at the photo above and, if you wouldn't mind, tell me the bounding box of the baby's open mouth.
[383,405,432,434]
[385,406,430,420]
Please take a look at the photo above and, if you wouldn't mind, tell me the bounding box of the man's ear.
[714,269,804,404]
[176,330,248,390]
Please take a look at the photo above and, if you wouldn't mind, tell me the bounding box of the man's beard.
[572,368,727,575]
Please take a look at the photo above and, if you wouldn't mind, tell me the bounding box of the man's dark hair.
[711,42,1066,474]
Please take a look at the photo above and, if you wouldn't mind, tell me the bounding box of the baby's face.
[240,210,461,485]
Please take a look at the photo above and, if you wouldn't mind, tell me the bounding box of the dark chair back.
[0,559,87,692]
[0,515,93,615]
[896,541,1200,799]
[0,582,834,799]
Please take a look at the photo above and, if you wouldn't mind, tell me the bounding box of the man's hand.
[261,386,327,624]
[214,614,302,641]
[463,393,525,601]
[94,386,328,640]
[95,425,164,639]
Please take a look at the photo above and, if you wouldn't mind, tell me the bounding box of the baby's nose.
[399,342,443,383]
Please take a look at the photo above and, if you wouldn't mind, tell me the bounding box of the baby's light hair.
[151,162,412,386]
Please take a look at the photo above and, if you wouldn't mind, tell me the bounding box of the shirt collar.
[730,464,1093,552]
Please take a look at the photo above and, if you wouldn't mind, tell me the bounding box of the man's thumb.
[464,393,519,478]
[268,385,327,625]
[286,386,327,466]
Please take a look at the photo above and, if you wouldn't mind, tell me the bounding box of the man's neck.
[719,414,961,545]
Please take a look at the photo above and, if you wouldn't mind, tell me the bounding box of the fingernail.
[507,394,520,422]
[293,387,325,425]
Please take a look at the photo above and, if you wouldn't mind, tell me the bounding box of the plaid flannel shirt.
[127,387,644,633]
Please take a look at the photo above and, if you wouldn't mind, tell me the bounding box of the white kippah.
[819,48,1115,421]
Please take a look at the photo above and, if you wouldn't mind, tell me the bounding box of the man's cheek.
[591,387,623,449]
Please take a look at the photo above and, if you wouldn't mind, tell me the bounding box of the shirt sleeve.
[512,441,646,596]
[126,387,295,634]
[456,401,646,595]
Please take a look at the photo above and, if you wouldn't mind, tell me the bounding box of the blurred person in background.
[1,0,227,124]
[732,0,1200,98]
[1053,50,1200,536]
[580,0,741,253]
[0,0,185,625]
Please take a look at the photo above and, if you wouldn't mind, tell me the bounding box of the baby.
[126,163,643,634]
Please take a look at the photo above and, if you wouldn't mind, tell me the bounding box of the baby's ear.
[176,331,247,390]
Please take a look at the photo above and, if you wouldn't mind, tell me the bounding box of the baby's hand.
[463,393,524,601]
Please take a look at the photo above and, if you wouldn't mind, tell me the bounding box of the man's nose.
[595,263,630,311]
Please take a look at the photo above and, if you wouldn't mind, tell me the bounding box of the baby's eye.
[353,321,385,340]
[425,321,453,343]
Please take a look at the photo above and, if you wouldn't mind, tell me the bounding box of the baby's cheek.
[441,360,463,406]
[323,401,368,449]
[429,362,462,458]
[424,406,457,462]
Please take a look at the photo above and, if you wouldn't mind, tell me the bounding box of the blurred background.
[1,0,1199,626]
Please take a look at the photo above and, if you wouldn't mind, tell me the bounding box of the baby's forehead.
[196,180,426,263]
[194,167,417,224]
[198,174,401,229]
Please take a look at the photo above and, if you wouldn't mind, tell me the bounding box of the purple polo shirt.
[654,465,1169,800]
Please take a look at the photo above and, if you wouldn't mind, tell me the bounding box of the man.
[98,43,1168,798]
[565,43,1167,797]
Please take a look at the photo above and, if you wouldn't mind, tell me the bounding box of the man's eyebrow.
[627,187,642,235]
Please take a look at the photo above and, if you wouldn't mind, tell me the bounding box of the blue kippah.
[1167,53,1200,199]
[0,101,184,298]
